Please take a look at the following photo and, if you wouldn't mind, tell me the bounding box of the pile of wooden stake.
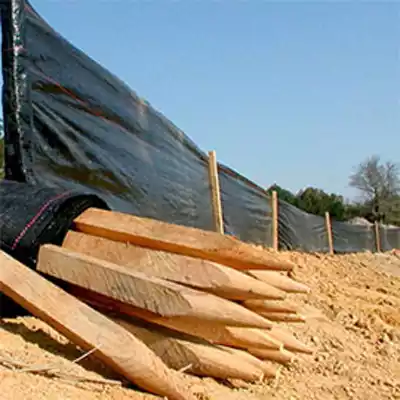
[0,208,314,400]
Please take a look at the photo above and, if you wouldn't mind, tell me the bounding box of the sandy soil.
[1,250,399,400]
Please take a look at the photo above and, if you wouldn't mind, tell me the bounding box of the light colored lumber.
[225,328,283,350]
[113,317,264,382]
[67,286,278,349]
[248,348,296,365]
[325,212,334,255]
[37,245,271,329]
[267,326,313,354]
[208,150,224,235]
[271,191,279,251]
[73,208,294,271]
[0,250,193,400]
[374,221,381,252]
[257,311,306,323]
[217,345,279,379]
[247,270,310,293]
[243,299,298,314]
[62,231,286,300]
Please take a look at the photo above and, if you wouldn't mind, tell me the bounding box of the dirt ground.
[1,250,399,400]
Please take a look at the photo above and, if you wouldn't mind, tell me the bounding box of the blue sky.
[8,1,400,199]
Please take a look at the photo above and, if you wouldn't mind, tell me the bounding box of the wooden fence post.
[325,211,334,255]
[374,221,381,253]
[271,191,279,251]
[207,150,224,234]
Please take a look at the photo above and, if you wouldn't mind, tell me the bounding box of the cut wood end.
[227,327,283,350]
[183,290,275,328]
[212,267,287,301]
[248,347,296,365]
[242,299,299,314]
[257,311,307,323]
[268,327,314,354]
[217,345,278,379]
[246,270,311,294]
[224,244,295,271]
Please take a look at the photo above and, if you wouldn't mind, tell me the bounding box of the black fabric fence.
[381,227,400,252]
[219,165,273,245]
[1,0,399,254]
[0,180,108,317]
[277,200,329,252]
[331,220,376,253]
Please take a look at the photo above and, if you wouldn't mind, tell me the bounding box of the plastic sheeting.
[277,200,329,252]
[381,227,400,252]
[331,221,375,253]
[1,0,399,253]
[0,180,108,317]
[219,165,273,245]
[1,0,213,230]
[276,199,381,253]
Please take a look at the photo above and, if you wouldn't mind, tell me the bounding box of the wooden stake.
[113,317,264,382]
[268,326,313,354]
[217,345,279,379]
[68,287,278,349]
[243,299,298,314]
[374,221,381,253]
[62,231,287,301]
[0,251,193,400]
[37,245,272,329]
[208,150,224,234]
[248,347,295,365]
[272,191,279,251]
[225,328,282,350]
[325,211,334,255]
[256,311,306,323]
[73,208,295,271]
[247,270,310,294]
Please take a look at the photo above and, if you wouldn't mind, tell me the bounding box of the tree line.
[266,156,400,226]
[0,134,398,226]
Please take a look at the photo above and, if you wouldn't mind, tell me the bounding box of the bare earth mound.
[1,251,399,400]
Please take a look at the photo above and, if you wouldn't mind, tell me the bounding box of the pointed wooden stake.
[217,345,279,379]
[267,326,313,354]
[256,311,306,323]
[37,245,272,329]
[226,328,283,350]
[67,286,277,349]
[248,347,296,365]
[208,150,224,235]
[271,191,279,251]
[243,299,298,314]
[247,270,310,293]
[0,251,193,400]
[113,317,264,382]
[62,231,286,300]
[325,212,334,255]
[73,208,294,271]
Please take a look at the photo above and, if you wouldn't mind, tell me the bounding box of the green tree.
[266,184,298,207]
[296,187,346,220]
